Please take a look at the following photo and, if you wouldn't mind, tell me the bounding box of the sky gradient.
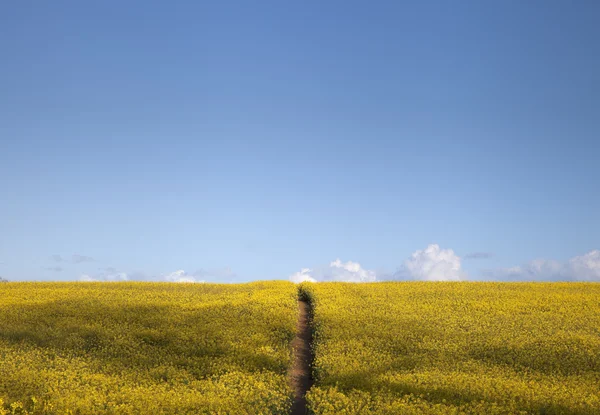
[1,1,599,282]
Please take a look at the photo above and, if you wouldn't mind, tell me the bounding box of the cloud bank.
[464,252,494,259]
[80,269,206,283]
[289,244,465,283]
[288,259,377,283]
[80,271,129,282]
[69,247,599,284]
[288,245,600,283]
[482,250,600,281]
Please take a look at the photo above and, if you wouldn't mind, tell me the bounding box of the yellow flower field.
[302,282,600,415]
[2,281,599,414]
[0,282,298,415]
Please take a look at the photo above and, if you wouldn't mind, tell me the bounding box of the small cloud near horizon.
[52,254,96,264]
[78,267,236,283]
[288,245,600,283]
[395,244,465,281]
[44,266,63,272]
[289,259,377,283]
[464,252,494,260]
[72,254,95,263]
[480,250,600,281]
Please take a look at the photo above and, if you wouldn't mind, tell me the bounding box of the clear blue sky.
[1,1,599,282]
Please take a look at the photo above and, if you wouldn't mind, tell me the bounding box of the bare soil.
[289,299,314,415]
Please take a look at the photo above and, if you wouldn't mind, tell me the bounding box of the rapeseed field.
[0,282,297,414]
[2,281,599,414]
[302,282,600,415]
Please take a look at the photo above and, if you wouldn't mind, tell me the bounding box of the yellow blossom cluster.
[0,281,298,414]
[301,282,600,415]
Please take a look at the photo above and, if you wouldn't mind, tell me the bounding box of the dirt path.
[290,299,314,415]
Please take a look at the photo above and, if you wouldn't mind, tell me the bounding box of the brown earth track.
[289,299,314,415]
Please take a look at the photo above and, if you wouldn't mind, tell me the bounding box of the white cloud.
[79,272,128,282]
[79,269,204,283]
[568,250,600,280]
[328,259,377,282]
[162,270,205,283]
[396,244,465,281]
[289,268,317,283]
[289,246,464,283]
[289,259,376,283]
[483,250,600,281]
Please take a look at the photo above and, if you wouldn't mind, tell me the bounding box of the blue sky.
[1,1,599,282]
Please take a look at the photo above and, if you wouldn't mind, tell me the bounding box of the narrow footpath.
[289,299,314,415]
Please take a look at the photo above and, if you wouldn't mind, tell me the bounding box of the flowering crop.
[302,282,600,415]
[0,281,298,414]
[3,281,599,414]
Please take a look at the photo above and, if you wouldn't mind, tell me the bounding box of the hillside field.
[0,282,298,414]
[302,282,600,414]
[1,281,600,414]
